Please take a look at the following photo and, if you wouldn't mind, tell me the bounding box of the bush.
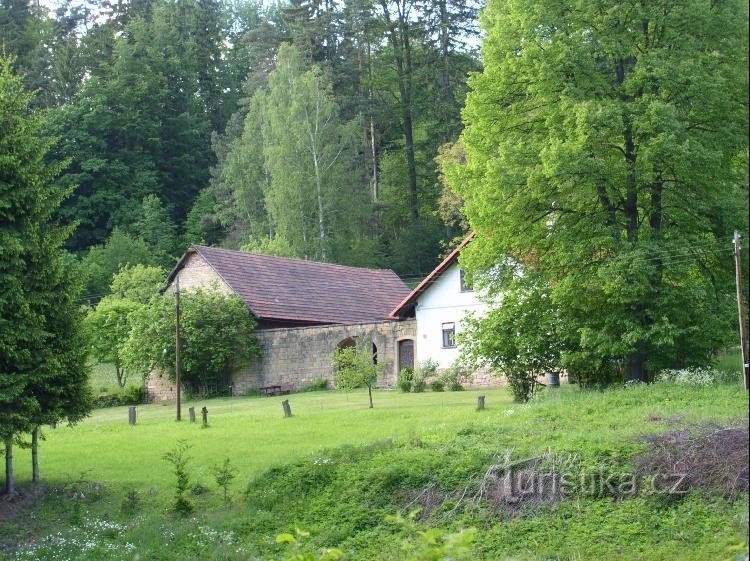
[302,378,329,392]
[397,367,415,393]
[430,379,445,392]
[412,359,437,393]
[92,385,144,408]
[440,361,471,391]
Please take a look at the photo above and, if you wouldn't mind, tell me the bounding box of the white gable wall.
[414,263,488,369]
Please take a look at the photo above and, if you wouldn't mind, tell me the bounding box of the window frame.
[441,322,456,348]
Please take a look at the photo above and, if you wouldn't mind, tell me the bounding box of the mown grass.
[2,381,748,561]
[12,388,513,491]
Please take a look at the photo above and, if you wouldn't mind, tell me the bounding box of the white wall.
[414,264,487,369]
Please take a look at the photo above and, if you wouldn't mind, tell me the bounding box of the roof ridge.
[192,245,399,275]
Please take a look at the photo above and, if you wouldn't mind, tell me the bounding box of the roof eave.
[389,232,475,318]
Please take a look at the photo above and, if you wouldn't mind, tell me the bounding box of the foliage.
[429,379,445,392]
[275,529,344,561]
[462,280,564,402]
[162,440,194,515]
[387,513,477,561]
[332,344,383,408]
[438,361,471,392]
[122,286,260,393]
[416,359,439,380]
[212,457,237,505]
[301,378,329,392]
[91,385,144,409]
[452,0,749,385]
[108,264,166,305]
[85,298,141,387]
[0,57,91,493]
[80,229,155,301]
[397,367,415,393]
[655,367,740,387]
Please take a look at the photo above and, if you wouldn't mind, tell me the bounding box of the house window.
[442,322,456,348]
[459,269,473,292]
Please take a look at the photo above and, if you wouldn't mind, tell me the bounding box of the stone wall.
[231,319,417,395]
[145,370,180,402]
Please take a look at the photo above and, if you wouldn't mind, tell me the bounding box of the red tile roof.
[168,246,411,325]
[389,233,474,318]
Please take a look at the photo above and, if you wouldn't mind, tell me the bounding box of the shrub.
[302,378,329,392]
[411,371,427,393]
[92,385,144,408]
[440,361,471,392]
[163,440,194,515]
[121,489,141,515]
[213,458,238,505]
[397,367,415,393]
[430,379,445,392]
[412,359,438,393]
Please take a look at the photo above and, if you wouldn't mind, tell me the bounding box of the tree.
[85,298,141,387]
[130,194,180,267]
[80,228,154,302]
[109,264,166,304]
[122,287,260,394]
[0,57,91,495]
[332,343,382,408]
[452,0,749,383]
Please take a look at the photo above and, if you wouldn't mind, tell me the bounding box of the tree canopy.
[452,0,749,383]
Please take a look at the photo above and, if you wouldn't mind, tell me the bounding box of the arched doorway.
[336,336,378,365]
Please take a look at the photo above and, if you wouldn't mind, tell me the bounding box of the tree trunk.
[4,438,15,497]
[368,385,373,409]
[438,0,453,142]
[380,0,419,222]
[32,427,39,484]
[625,353,647,383]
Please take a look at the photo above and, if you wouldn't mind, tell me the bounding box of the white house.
[390,234,488,370]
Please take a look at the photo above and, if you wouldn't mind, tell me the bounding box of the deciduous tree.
[453,0,749,383]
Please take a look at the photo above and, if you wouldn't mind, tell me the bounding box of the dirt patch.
[635,421,749,499]
[0,484,50,553]
[0,484,48,525]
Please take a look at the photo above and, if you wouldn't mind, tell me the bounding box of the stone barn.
[146,245,416,402]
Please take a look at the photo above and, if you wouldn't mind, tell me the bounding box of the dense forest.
[1,0,480,301]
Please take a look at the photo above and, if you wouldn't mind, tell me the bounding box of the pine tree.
[0,57,91,495]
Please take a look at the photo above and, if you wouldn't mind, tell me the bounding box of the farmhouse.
[390,234,493,385]
[146,245,416,401]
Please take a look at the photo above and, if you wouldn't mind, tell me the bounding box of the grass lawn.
[12,388,513,490]
[2,381,748,561]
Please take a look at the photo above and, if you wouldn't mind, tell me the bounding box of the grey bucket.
[547,373,560,387]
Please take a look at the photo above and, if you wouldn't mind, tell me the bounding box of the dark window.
[459,269,473,292]
[442,322,456,348]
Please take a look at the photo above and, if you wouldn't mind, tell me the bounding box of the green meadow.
[2,380,748,561]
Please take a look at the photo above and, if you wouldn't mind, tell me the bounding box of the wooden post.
[282,400,292,418]
[128,406,137,425]
[733,231,750,390]
[188,407,196,423]
[477,395,485,411]
[201,406,208,427]
[175,276,182,421]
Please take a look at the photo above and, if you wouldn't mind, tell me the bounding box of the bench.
[259,384,294,396]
